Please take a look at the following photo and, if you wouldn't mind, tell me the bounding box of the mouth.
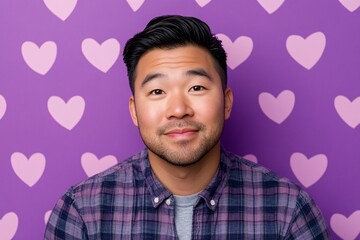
[164,128,199,138]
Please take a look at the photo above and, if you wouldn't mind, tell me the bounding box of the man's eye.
[189,86,205,92]
[150,89,164,95]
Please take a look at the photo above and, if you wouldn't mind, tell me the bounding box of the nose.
[165,92,194,119]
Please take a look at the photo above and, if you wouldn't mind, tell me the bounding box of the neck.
[148,143,221,196]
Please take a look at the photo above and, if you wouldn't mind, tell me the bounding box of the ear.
[129,96,139,127]
[224,87,233,120]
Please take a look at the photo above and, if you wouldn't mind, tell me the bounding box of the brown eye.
[190,86,205,92]
[150,89,164,95]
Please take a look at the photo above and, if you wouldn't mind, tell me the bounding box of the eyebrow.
[141,73,165,88]
[141,68,213,88]
[185,68,212,81]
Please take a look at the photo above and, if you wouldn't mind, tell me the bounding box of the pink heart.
[257,0,285,14]
[290,152,328,188]
[334,95,360,128]
[258,90,295,124]
[126,0,145,12]
[243,154,258,163]
[44,210,52,224]
[21,41,57,75]
[11,152,46,187]
[47,96,85,130]
[331,211,360,240]
[216,34,253,70]
[195,0,212,7]
[81,153,118,177]
[43,0,77,21]
[339,0,360,12]
[0,212,18,240]
[0,95,6,120]
[82,38,120,73]
[286,32,326,70]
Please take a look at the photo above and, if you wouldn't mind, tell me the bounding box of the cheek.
[194,97,224,122]
[136,102,164,126]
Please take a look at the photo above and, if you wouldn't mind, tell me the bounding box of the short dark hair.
[123,15,227,93]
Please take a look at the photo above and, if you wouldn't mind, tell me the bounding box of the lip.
[164,128,197,134]
[164,128,198,138]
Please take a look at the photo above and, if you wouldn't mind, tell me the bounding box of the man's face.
[129,45,233,167]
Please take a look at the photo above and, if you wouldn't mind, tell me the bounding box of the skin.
[129,45,233,195]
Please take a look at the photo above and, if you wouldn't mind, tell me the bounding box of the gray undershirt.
[174,193,199,240]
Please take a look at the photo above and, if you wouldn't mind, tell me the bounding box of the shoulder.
[45,150,149,236]
[222,149,331,237]
[223,149,304,199]
[65,150,148,204]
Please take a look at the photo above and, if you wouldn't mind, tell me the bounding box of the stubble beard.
[139,120,224,167]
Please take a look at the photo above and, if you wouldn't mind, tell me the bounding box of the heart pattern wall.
[0,0,359,239]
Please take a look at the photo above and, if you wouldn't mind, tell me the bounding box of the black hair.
[123,15,227,93]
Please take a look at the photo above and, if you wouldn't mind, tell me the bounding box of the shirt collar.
[198,147,230,211]
[141,147,231,210]
[141,150,172,208]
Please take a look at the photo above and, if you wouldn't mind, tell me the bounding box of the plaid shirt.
[45,148,331,239]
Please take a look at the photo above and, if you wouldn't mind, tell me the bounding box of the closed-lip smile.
[164,128,198,136]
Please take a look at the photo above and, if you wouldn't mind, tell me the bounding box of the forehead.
[134,45,218,80]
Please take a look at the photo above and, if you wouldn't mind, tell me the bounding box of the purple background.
[1,0,359,239]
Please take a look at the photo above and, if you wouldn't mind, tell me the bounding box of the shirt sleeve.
[44,189,88,240]
[285,190,332,239]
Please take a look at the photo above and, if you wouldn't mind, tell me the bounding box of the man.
[45,15,331,239]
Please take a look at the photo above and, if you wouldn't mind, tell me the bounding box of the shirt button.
[154,197,159,203]
[165,198,171,205]
[210,199,216,206]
